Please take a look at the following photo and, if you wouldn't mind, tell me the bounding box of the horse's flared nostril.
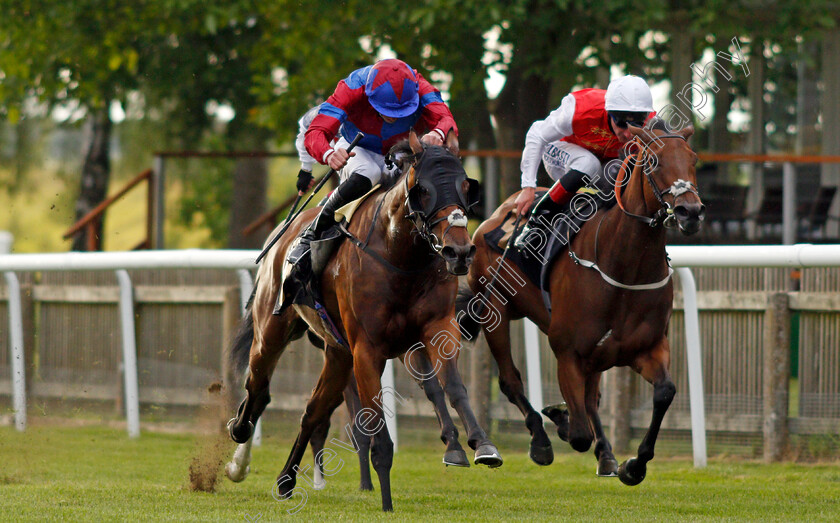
[466,245,476,261]
[675,202,705,223]
[673,206,690,222]
[675,202,704,236]
[441,246,457,260]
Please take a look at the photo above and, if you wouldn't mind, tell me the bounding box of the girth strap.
[337,222,427,276]
[568,250,674,290]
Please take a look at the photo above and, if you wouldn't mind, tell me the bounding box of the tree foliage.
[1,1,835,248]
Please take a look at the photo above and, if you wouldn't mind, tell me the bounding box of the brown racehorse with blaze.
[459,123,703,486]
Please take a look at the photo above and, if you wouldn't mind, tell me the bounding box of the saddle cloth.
[483,186,615,311]
[275,185,383,346]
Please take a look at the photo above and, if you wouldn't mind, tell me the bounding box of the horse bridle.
[614,133,700,228]
[568,133,696,292]
[402,147,478,253]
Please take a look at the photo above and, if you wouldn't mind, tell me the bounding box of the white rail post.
[115,270,140,438]
[382,359,398,450]
[236,269,253,312]
[4,272,26,431]
[676,267,707,467]
[523,319,544,415]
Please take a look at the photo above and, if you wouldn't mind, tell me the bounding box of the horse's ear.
[409,130,423,155]
[628,125,658,145]
[445,129,459,157]
[679,125,695,141]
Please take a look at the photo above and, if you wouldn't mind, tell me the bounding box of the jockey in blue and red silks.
[289,58,458,262]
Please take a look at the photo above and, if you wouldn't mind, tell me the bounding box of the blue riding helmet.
[365,59,420,118]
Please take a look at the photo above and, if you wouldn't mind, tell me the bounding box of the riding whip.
[255,132,364,264]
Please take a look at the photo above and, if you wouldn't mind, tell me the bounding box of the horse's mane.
[384,138,463,187]
[382,139,417,190]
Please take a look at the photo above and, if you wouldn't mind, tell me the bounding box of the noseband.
[614,134,700,228]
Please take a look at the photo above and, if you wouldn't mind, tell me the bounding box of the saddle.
[484,183,615,312]
[275,185,382,323]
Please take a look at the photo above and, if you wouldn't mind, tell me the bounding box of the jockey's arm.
[416,72,458,147]
[515,94,576,215]
[304,80,361,167]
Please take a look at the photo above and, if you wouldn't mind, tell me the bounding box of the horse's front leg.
[422,319,502,468]
[618,337,675,486]
[483,310,553,466]
[585,372,618,477]
[553,349,595,453]
[342,373,374,491]
[352,343,395,511]
[401,349,469,467]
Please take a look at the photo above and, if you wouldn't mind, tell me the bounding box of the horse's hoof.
[227,418,254,444]
[225,461,250,483]
[541,403,568,420]
[529,442,554,466]
[618,458,646,486]
[360,483,374,492]
[597,458,619,477]
[474,444,503,468]
[443,449,470,467]
[313,468,326,490]
[541,404,569,442]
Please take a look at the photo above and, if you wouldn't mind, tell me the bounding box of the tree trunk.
[448,70,497,216]
[228,157,269,248]
[72,105,112,251]
[227,128,269,249]
[493,60,552,198]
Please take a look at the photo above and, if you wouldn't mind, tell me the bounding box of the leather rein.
[614,133,699,229]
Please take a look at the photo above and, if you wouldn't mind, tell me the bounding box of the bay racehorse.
[226,130,501,511]
[459,123,703,485]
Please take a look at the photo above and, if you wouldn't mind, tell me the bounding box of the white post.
[252,418,263,446]
[523,319,544,415]
[115,270,140,438]
[382,359,398,450]
[4,272,26,431]
[676,267,707,467]
[236,269,253,312]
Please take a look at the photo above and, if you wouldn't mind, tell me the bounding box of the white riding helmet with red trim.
[604,75,654,113]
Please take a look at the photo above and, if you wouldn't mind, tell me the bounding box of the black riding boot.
[288,173,373,264]
[513,169,589,250]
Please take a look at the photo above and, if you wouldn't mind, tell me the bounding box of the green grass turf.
[1,423,839,521]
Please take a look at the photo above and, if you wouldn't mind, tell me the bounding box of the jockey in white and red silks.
[514,75,656,246]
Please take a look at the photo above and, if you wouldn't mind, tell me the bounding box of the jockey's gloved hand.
[296,169,313,193]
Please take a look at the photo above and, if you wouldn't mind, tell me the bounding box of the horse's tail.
[229,281,257,376]
[456,283,482,342]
